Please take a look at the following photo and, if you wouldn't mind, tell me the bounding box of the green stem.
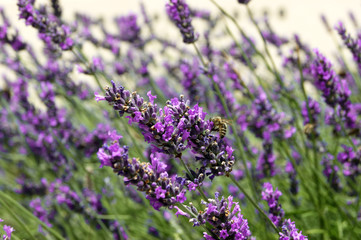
[0,192,65,240]
[278,141,318,209]
[120,118,146,162]
[178,156,208,201]
[0,198,37,240]
[245,5,285,90]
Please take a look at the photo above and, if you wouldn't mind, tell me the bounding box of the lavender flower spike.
[262,182,285,227]
[0,219,15,240]
[310,50,339,107]
[279,219,308,240]
[166,0,198,43]
[182,193,252,239]
[238,0,252,4]
[98,136,187,210]
[96,81,235,181]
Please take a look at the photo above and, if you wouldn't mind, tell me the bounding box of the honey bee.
[210,117,231,138]
[303,123,316,135]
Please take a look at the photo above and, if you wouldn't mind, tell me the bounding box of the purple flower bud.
[3,225,15,240]
[337,145,361,178]
[279,219,308,240]
[98,138,187,210]
[335,22,361,71]
[185,193,252,239]
[262,182,285,227]
[97,82,235,181]
[166,0,198,44]
[115,14,141,43]
[310,49,339,107]
[17,0,73,51]
[238,0,251,4]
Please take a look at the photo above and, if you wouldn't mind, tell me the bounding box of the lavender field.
[1,0,361,239]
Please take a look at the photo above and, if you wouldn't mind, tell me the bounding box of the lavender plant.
[0,0,361,239]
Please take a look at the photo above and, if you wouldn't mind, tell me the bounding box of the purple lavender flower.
[224,62,245,91]
[337,145,361,179]
[97,137,187,210]
[29,198,53,228]
[166,0,198,44]
[310,50,358,132]
[335,22,361,71]
[15,177,48,196]
[320,14,331,32]
[190,9,211,21]
[115,14,141,43]
[262,182,285,227]
[239,88,294,178]
[348,12,358,28]
[301,98,320,125]
[310,50,339,107]
[50,0,62,18]
[262,31,288,48]
[179,58,202,104]
[186,192,252,239]
[279,219,308,240]
[243,88,295,141]
[301,98,320,136]
[229,36,257,68]
[285,161,299,196]
[17,0,73,50]
[2,224,15,240]
[29,179,128,239]
[336,79,358,130]
[238,0,252,4]
[321,154,341,191]
[96,81,235,180]
[0,9,26,51]
[205,64,240,117]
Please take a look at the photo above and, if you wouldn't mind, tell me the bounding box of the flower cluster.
[166,0,198,43]
[0,0,359,239]
[97,134,187,210]
[321,154,341,191]
[17,0,73,50]
[238,0,252,4]
[115,14,141,43]
[301,98,320,136]
[261,182,285,227]
[0,8,26,51]
[335,22,361,71]
[311,49,359,132]
[238,88,295,178]
[310,50,339,107]
[180,192,252,240]
[96,81,235,180]
[301,98,320,125]
[279,219,308,240]
[337,145,361,179]
[0,219,14,240]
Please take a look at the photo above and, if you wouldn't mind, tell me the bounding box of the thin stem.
[0,192,65,240]
[178,156,208,202]
[0,197,37,240]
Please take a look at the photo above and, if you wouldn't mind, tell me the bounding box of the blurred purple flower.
[166,0,198,43]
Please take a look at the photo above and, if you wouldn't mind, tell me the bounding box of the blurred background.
[1,0,360,57]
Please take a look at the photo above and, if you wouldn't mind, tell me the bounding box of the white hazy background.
[1,0,360,56]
